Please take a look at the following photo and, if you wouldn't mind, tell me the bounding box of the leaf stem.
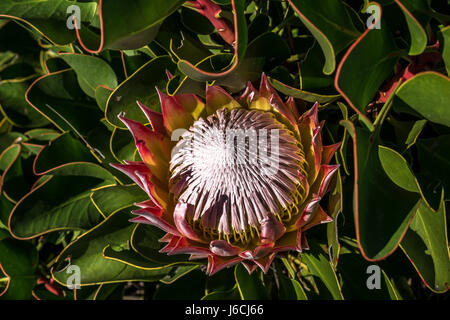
[373,78,404,129]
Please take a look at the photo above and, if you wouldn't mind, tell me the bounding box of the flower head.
[112,74,340,275]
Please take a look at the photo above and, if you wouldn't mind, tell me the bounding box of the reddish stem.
[187,0,235,45]
[375,41,442,104]
[37,276,64,297]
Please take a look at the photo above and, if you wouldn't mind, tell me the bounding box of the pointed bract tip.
[117,111,126,120]
[238,81,259,103]
[165,69,174,80]
[303,102,319,126]
[155,86,166,99]
[136,100,146,108]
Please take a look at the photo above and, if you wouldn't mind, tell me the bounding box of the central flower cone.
[112,74,341,275]
[170,107,305,241]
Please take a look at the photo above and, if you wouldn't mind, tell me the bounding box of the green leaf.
[0,0,97,45]
[378,145,420,193]
[52,210,173,286]
[109,127,137,162]
[405,119,427,149]
[400,195,450,293]
[440,26,450,76]
[340,121,420,260]
[394,0,428,55]
[335,23,399,119]
[0,238,38,299]
[268,77,340,104]
[60,54,118,98]
[9,162,114,239]
[301,240,343,300]
[277,275,308,300]
[103,244,198,270]
[234,264,268,300]
[91,184,148,217]
[105,56,176,128]
[205,267,236,294]
[98,0,184,50]
[25,69,103,136]
[24,128,60,142]
[33,132,95,174]
[0,143,27,201]
[0,0,96,22]
[287,0,360,75]
[130,224,193,265]
[95,85,113,112]
[0,79,50,128]
[159,265,201,285]
[21,141,42,155]
[0,143,21,180]
[326,169,342,268]
[394,72,450,128]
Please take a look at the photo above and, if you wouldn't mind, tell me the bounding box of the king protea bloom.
[112,74,340,275]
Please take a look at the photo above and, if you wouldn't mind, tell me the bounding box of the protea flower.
[111,74,340,275]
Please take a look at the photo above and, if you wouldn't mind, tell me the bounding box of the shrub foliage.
[0,0,449,300]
